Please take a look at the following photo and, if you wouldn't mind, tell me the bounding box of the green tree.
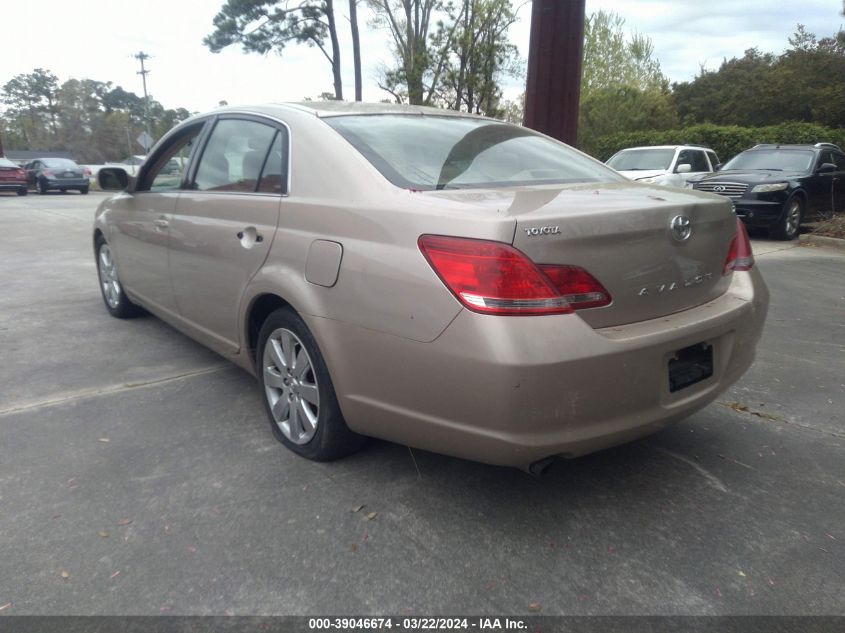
[672,26,845,129]
[578,11,677,153]
[204,0,349,100]
[369,0,449,104]
[2,68,60,146]
[1,69,192,161]
[434,0,522,117]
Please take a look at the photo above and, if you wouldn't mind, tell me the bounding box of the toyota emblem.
[670,215,692,242]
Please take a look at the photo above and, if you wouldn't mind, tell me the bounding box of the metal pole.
[523,0,586,146]
[134,51,152,152]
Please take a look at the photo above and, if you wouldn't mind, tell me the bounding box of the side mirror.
[817,162,837,174]
[714,163,723,171]
[675,163,692,174]
[98,167,132,191]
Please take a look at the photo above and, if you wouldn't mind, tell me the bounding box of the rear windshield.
[325,114,623,190]
[0,158,18,168]
[42,158,79,169]
[606,148,674,171]
[722,149,814,172]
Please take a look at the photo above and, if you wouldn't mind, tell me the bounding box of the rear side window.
[192,119,279,193]
[327,114,623,191]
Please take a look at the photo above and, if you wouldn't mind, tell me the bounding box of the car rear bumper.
[43,178,89,189]
[311,267,769,469]
[0,182,26,189]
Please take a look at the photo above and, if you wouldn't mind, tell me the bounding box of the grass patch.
[812,215,845,239]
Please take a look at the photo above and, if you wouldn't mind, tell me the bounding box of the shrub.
[593,122,845,162]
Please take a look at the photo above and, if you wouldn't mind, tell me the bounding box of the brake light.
[418,235,611,315]
[43,170,54,178]
[539,265,612,309]
[83,167,92,177]
[723,217,754,275]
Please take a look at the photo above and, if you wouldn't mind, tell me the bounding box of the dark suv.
[691,143,845,240]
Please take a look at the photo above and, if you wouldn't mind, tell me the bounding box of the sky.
[0,0,841,113]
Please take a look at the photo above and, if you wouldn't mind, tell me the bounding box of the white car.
[606,145,720,188]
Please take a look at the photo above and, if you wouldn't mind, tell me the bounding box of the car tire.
[37,179,48,195]
[95,235,143,318]
[60,188,67,193]
[16,188,27,196]
[772,195,803,240]
[257,307,364,461]
[80,186,89,194]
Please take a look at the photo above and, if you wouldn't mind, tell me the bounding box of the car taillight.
[723,217,754,275]
[43,170,54,178]
[418,235,611,316]
[538,264,612,310]
[83,167,92,177]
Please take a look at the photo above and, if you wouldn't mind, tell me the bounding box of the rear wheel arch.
[246,293,295,367]
[93,229,104,254]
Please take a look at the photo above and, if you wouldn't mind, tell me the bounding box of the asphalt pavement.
[0,191,842,616]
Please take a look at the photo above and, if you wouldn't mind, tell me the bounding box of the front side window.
[817,151,835,169]
[192,119,280,193]
[141,123,205,192]
[328,115,623,190]
[688,150,710,172]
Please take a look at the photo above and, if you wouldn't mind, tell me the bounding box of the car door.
[809,150,839,218]
[168,115,286,353]
[832,151,845,213]
[25,161,38,186]
[676,149,710,185]
[107,121,207,315]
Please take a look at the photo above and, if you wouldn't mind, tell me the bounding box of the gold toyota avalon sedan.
[94,102,768,473]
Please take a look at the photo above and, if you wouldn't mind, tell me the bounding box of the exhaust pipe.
[527,456,557,477]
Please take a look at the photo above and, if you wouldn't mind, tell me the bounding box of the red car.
[0,157,27,196]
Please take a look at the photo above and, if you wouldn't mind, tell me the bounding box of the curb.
[800,233,845,253]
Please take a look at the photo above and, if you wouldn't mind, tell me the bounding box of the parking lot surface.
[0,192,843,615]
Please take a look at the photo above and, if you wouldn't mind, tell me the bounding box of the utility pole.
[523,0,586,146]
[133,51,152,152]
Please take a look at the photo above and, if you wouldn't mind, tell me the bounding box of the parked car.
[26,158,90,194]
[690,143,845,240]
[93,103,768,472]
[0,157,28,195]
[606,145,719,188]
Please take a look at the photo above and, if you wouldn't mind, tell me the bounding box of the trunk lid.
[422,183,736,328]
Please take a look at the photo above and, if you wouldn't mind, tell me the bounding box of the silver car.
[94,103,768,473]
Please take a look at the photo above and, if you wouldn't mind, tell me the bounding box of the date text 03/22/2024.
[308,618,528,630]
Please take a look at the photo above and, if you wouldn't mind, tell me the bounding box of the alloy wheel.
[263,328,320,445]
[784,199,801,236]
[98,244,121,308]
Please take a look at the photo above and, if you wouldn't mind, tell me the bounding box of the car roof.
[747,143,840,151]
[617,145,713,151]
[202,102,487,121]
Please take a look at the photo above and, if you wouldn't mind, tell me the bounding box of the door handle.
[237,229,263,243]
[154,218,169,229]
